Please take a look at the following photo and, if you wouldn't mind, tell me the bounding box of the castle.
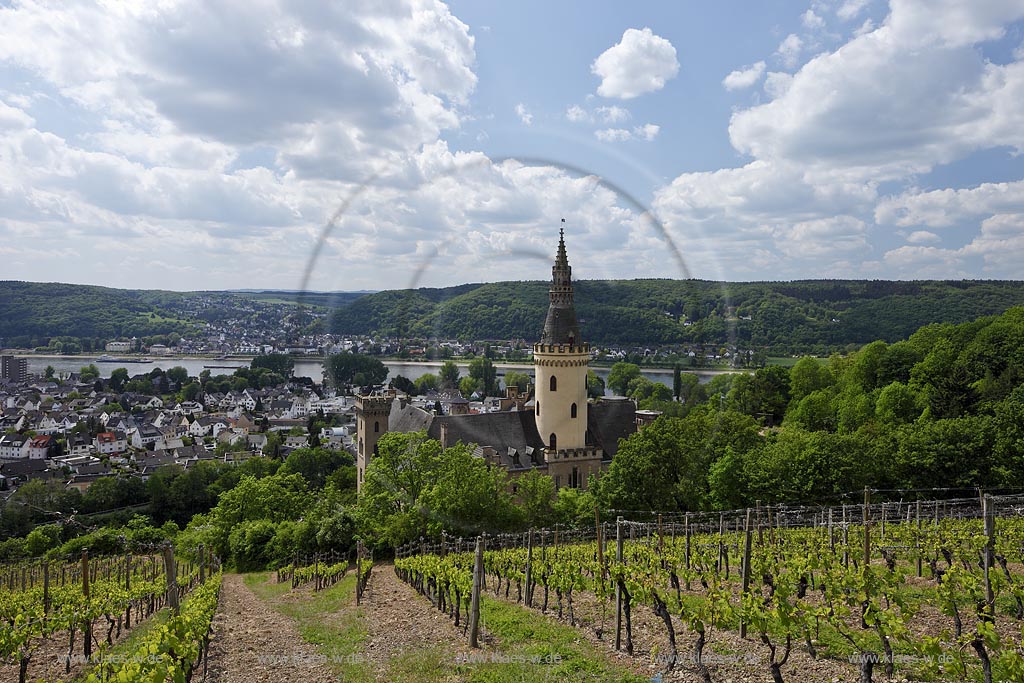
[355,227,641,491]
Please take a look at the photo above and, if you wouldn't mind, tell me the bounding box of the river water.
[20,355,737,394]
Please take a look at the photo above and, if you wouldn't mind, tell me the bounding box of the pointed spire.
[555,223,569,270]
[540,222,580,345]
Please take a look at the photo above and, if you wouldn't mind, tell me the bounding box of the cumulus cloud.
[515,103,533,126]
[722,61,766,91]
[907,230,941,244]
[837,0,870,21]
[876,180,1024,227]
[596,105,631,123]
[776,34,803,69]
[802,10,826,30]
[594,124,660,142]
[565,105,589,122]
[591,28,679,99]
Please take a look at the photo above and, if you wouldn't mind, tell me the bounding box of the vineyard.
[0,545,221,683]
[395,492,1024,683]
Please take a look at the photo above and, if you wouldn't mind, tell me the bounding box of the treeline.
[329,278,1024,352]
[597,305,1024,510]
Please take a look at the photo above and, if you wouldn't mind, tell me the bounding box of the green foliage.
[585,369,605,399]
[439,360,460,389]
[469,356,498,395]
[280,447,353,489]
[505,371,532,393]
[329,278,1024,350]
[606,362,640,396]
[251,352,295,376]
[326,351,388,389]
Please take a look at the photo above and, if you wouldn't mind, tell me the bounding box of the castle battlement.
[532,342,590,354]
[355,395,391,414]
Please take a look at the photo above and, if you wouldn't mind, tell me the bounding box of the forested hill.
[329,279,1024,352]
[0,281,363,347]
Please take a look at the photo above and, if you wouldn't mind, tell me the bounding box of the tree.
[439,360,460,389]
[166,366,189,384]
[504,371,532,393]
[326,352,388,389]
[596,408,761,511]
[673,364,682,400]
[79,364,100,382]
[789,357,832,402]
[459,376,480,398]
[415,373,439,393]
[515,469,556,528]
[251,353,295,377]
[469,357,498,396]
[607,362,641,396]
[281,447,352,489]
[44,365,55,380]
[390,375,417,395]
[586,370,605,399]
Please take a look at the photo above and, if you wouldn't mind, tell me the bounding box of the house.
[0,434,30,460]
[129,424,164,449]
[27,435,54,460]
[94,431,128,455]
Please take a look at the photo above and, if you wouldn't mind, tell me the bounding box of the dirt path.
[206,573,337,683]
[360,565,477,676]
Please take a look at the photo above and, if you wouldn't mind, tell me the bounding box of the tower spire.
[540,221,580,345]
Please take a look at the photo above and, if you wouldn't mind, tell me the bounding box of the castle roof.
[540,225,582,346]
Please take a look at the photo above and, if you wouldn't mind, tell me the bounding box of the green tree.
[390,375,417,395]
[606,362,641,396]
[469,356,498,395]
[415,373,439,393]
[586,370,605,399]
[439,360,460,389]
[515,469,557,528]
[789,357,832,402]
[504,371,532,393]
[280,447,352,489]
[44,365,55,380]
[251,353,295,376]
[79,363,100,382]
[166,366,189,384]
[459,376,480,397]
[326,352,388,389]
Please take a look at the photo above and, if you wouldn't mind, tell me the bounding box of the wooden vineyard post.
[124,554,132,629]
[43,561,50,622]
[740,508,753,638]
[921,499,929,581]
[863,487,871,569]
[684,512,691,590]
[469,535,484,648]
[82,550,92,660]
[842,504,849,567]
[356,544,363,605]
[983,495,996,618]
[828,507,834,551]
[615,517,624,651]
[525,529,534,608]
[163,545,180,615]
[199,544,206,583]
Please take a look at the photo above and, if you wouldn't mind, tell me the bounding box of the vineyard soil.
[207,573,336,683]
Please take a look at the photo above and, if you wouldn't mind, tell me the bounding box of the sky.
[1,0,1023,292]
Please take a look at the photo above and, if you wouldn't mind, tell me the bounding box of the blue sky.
[1,0,1023,291]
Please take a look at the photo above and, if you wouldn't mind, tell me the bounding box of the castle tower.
[534,226,593,487]
[355,394,390,491]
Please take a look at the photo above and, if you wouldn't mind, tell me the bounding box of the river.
[18,355,741,394]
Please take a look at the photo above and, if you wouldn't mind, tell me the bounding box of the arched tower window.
[549,433,557,451]
[550,376,557,392]
[535,401,540,416]
[374,421,379,433]
[571,403,577,419]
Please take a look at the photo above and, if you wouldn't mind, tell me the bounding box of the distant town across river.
[18,355,740,396]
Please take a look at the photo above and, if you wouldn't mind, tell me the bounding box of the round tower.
[534,226,589,458]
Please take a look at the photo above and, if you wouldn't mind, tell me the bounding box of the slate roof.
[587,397,637,459]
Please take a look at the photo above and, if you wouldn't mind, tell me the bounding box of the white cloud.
[837,0,870,21]
[802,10,826,30]
[722,61,766,91]
[594,124,660,142]
[876,180,1024,227]
[907,230,941,244]
[565,105,589,122]
[776,34,803,69]
[591,28,679,99]
[596,105,631,123]
[763,72,794,99]
[515,103,533,126]
[729,2,1024,183]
